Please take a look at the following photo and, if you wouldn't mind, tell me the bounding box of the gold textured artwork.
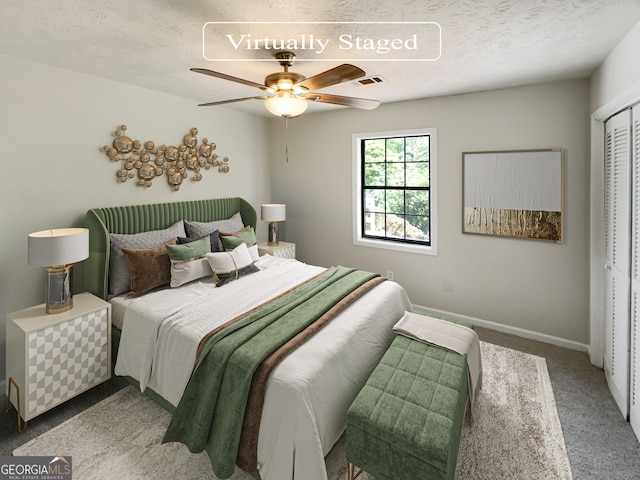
[101,125,229,191]
[462,149,563,241]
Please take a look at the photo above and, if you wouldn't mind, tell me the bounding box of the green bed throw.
[163,266,380,479]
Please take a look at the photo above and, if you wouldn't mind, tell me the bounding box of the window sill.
[353,237,437,256]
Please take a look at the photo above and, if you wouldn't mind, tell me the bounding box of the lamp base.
[268,222,280,246]
[45,265,74,314]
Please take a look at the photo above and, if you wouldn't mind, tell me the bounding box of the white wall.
[269,79,590,347]
[0,54,271,388]
[590,19,640,112]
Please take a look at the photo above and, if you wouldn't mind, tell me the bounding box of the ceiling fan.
[191,51,380,118]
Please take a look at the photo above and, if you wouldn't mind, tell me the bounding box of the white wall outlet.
[444,280,454,291]
[386,270,395,281]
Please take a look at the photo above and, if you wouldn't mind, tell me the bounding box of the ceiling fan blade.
[198,96,268,107]
[191,68,267,91]
[296,64,365,91]
[307,93,380,110]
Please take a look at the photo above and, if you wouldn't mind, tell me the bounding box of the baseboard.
[411,304,589,353]
[0,379,5,397]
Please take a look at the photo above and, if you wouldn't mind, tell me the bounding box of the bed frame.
[83,197,257,300]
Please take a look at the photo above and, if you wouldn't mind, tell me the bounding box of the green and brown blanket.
[163,266,385,479]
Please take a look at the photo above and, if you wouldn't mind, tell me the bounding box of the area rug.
[13,342,573,480]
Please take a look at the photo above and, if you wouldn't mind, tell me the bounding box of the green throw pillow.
[166,235,211,261]
[220,227,257,250]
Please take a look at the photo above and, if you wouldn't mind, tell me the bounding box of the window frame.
[352,127,437,256]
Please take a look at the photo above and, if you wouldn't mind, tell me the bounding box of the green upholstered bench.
[346,332,469,480]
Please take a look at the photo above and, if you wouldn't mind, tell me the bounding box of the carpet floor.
[10,342,571,480]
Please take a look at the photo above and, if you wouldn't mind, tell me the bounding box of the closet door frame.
[590,84,640,369]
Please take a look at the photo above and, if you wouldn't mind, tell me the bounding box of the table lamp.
[261,204,286,246]
[28,228,89,314]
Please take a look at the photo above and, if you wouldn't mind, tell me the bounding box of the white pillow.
[170,258,213,288]
[247,244,259,262]
[206,242,253,274]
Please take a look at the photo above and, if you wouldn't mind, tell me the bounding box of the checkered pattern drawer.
[26,307,109,417]
[258,242,296,259]
[6,293,112,424]
[272,244,295,259]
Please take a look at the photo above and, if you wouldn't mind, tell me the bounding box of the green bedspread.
[163,266,380,479]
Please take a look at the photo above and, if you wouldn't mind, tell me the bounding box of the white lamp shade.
[28,228,89,267]
[261,204,286,222]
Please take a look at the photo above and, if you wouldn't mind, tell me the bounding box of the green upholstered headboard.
[84,197,257,300]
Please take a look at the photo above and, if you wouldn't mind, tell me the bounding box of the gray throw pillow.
[109,220,186,297]
[184,212,244,241]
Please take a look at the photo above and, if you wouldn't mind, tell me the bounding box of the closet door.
[605,108,631,419]
[631,103,640,438]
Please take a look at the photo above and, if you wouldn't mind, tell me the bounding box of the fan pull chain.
[285,117,290,163]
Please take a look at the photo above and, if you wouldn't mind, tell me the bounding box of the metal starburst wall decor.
[101,125,230,191]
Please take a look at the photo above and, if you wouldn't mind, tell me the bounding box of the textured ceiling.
[1,0,640,116]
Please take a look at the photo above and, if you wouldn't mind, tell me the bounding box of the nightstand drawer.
[26,307,109,418]
[258,241,296,259]
[6,292,112,425]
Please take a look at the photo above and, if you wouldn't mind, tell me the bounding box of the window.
[352,128,437,255]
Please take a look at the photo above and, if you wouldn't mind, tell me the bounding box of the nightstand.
[258,241,296,259]
[5,292,111,431]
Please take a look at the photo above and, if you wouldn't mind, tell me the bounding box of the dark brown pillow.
[122,239,176,295]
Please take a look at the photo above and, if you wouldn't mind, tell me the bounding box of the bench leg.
[347,462,363,480]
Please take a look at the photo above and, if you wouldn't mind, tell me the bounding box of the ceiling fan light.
[277,79,294,90]
[264,93,308,118]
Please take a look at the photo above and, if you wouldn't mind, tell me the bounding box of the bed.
[84,197,412,480]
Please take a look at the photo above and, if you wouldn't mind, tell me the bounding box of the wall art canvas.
[463,149,563,241]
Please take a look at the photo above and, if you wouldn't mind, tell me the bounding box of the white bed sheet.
[113,256,412,480]
[110,294,132,330]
